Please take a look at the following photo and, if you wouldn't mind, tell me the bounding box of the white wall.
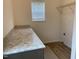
[3,0,14,38]
[60,0,75,48]
[71,18,76,59]
[13,0,32,25]
[12,0,75,46]
[13,0,61,43]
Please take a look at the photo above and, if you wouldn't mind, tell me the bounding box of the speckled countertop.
[3,26,45,56]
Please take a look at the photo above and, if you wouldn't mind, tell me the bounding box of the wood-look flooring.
[46,42,71,59]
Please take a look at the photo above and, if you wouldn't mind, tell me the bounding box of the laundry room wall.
[13,0,61,43]
[3,0,14,38]
[60,0,75,48]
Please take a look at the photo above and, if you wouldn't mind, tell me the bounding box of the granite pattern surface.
[3,27,45,56]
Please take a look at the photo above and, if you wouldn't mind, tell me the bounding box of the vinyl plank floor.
[46,42,71,59]
[44,46,58,59]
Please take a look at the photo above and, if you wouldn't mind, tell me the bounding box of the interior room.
[3,0,75,59]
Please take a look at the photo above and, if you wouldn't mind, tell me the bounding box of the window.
[32,0,45,21]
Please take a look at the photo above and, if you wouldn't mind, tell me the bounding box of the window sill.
[32,18,45,21]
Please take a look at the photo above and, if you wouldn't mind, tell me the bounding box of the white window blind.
[32,0,45,21]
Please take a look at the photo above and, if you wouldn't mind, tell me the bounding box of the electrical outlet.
[63,33,66,36]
